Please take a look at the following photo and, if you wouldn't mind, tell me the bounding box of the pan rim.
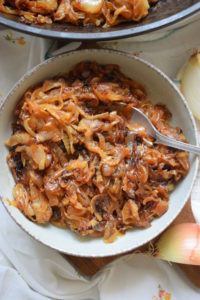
[0,2,199,40]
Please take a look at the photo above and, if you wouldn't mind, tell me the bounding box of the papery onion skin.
[155,223,200,265]
[181,52,200,120]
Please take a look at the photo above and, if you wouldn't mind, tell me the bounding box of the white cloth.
[99,255,200,300]
[0,16,200,300]
[0,202,100,300]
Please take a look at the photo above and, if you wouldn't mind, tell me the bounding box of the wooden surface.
[64,199,200,288]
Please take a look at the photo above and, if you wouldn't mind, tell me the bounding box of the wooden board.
[64,199,200,288]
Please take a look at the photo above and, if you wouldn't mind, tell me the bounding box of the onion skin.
[155,223,200,265]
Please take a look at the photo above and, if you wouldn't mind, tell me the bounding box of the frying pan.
[0,0,200,40]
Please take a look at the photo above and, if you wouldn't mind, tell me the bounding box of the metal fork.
[128,107,200,155]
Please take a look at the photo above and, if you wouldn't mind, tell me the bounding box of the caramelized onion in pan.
[6,61,190,243]
[0,0,158,27]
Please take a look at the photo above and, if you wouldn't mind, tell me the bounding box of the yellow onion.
[180,52,200,120]
[154,223,200,265]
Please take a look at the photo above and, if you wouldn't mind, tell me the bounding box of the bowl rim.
[0,48,198,257]
[0,3,199,40]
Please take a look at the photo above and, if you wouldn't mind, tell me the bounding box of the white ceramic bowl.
[0,49,198,257]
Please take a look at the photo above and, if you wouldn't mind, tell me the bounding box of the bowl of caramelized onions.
[0,49,198,257]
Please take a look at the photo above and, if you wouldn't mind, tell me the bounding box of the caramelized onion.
[31,145,47,170]
[75,0,103,14]
[5,132,32,146]
[6,61,189,243]
[122,200,139,225]
[0,0,157,27]
[101,164,113,177]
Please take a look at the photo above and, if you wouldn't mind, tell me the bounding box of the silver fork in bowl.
[127,107,200,155]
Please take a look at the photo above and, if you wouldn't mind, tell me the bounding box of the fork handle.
[155,131,200,156]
